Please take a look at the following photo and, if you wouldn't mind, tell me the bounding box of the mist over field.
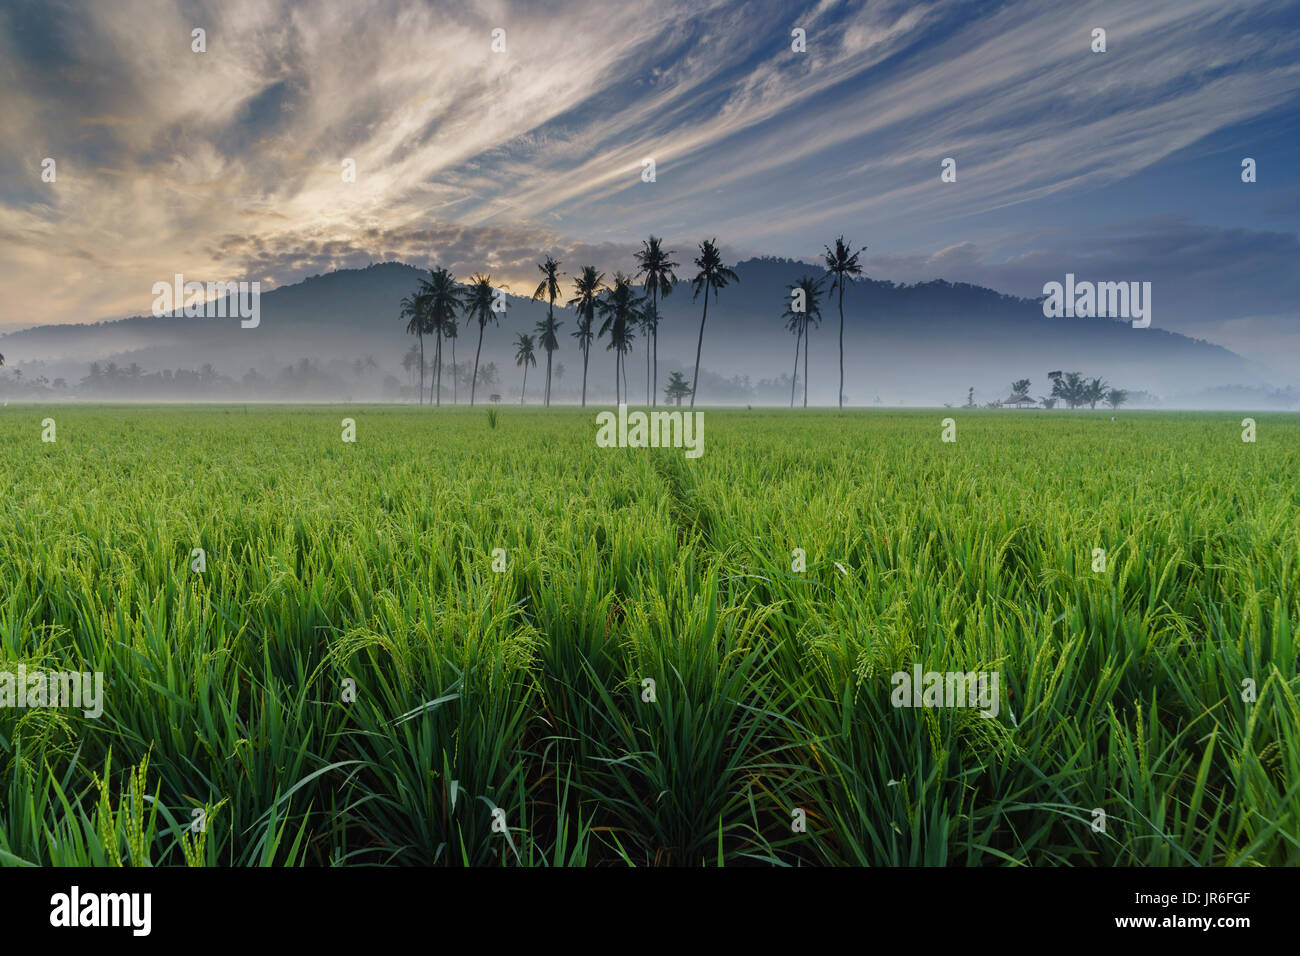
[0,258,1290,408]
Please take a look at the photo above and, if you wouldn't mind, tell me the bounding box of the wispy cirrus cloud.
[0,0,1297,370]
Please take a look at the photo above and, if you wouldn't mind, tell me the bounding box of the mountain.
[0,258,1268,405]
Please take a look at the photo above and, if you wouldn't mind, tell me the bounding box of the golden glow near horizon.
[1,0,1295,379]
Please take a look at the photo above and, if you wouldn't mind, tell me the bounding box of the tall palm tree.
[421,267,463,406]
[534,313,562,408]
[688,239,739,408]
[823,236,863,410]
[567,266,604,407]
[465,274,499,406]
[634,236,678,407]
[532,256,563,407]
[400,290,429,405]
[514,333,537,404]
[783,276,823,408]
[597,273,643,405]
[784,312,801,409]
[444,318,459,403]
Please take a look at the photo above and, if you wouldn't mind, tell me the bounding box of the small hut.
[1001,393,1037,408]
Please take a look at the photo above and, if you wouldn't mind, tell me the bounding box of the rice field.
[1,404,1297,866]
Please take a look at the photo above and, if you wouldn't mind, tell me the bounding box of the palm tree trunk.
[651,292,658,407]
[790,328,801,408]
[803,323,810,408]
[521,363,528,404]
[471,321,485,406]
[545,300,554,407]
[452,338,457,404]
[418,332,424,406]
[581,341,589,407]
[434,332,442,406]
[837,282,845,410]
[615,349,621,405]
[690,287,709,408]
[645,321,651,406]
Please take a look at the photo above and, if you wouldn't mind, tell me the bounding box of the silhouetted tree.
[824,236,864,409]
[664,370,691,406]
[400,291,428,404]
[689,239,739,408]
[1085,377,1109,410]
[1052,372,1087,409]
[421,268,463,406]
[568,266,604,407]
[635,236,678,407]
[597,273,643,405]
[783,275,823,408]
[466,274,500,406]
[444,318,459,403]
[514,333,537,404]
[532,256,563,407]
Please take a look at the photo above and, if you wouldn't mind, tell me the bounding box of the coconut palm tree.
[597,272,643,405]
[1085,376,1108,410]
[782,275,823,408]
[465,274,500,406]
[823,236,864,409]
[688,239,739,408]
[400,290,429,405]
[784,307,802,409]
[444,318,459,403]
[532,256,563,407]
[634,236,678,407]
[1052,371,1087,409]
[534,312,562,408]
[514,333,537,404]
[421,267,463,406]
[567,266,604,407]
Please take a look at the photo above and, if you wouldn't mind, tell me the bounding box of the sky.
[2,0,1299,375]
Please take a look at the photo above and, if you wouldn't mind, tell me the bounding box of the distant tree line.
[397,233,872,410]
[954,373,1131,409]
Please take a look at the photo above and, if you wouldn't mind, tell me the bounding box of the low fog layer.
[1,259,1292,409]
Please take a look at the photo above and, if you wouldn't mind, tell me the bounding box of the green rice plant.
[0,406,1295,865]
